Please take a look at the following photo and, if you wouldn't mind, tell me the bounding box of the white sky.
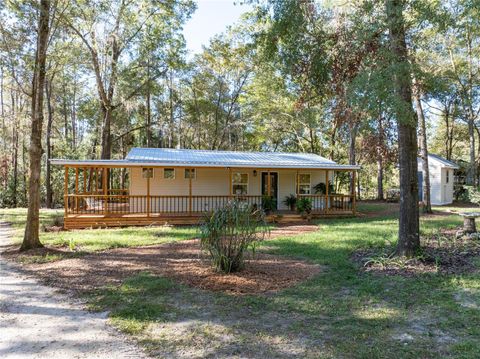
[183,0,252,56]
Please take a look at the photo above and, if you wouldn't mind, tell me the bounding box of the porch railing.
[65,193,355,216]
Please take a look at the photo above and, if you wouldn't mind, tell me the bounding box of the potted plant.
[283,194,297,211]
[313,182,334,195]
[296,197,313,220]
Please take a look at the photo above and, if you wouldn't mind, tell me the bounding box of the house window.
[184,168,196,179]
[142,168,154,179]
[232,173,248,195]
[298,174,311,194]
[446,170,449,183]
[163,168,175,179]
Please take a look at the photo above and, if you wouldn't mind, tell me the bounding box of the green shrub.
[296,197,312,215]
[463,186,480,205]
[313,182,334,195]
[283,194,297,211]
[199,201,269,273]
[261,195,277,214]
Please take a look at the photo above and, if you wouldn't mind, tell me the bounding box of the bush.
[296,197,312,215]
[283,194,297,211]
[261,195,277,214]
[313,182,334,195]
[462,186,480,205]
[200,201,269,273]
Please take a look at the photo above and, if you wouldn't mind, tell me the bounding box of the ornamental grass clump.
[200,201,269,273]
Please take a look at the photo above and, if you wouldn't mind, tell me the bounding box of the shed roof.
[419,154,459,169]
[51,148,360,170]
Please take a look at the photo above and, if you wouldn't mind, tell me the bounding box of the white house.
[52,148,360,228]
[418,154,459,205]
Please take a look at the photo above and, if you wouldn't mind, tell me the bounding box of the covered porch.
[58,164,357,229]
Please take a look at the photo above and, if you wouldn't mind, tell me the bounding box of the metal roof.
[51,148,360,170]
[419,154,459,169]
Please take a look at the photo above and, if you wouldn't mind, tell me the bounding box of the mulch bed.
[352,227,480,277]
[2,224,321,296]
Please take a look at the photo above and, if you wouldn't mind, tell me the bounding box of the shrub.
[463,186,480,205]
[261,195,277,214]
[283,194,297,211]
[200,201,269,273]
[313,182,334,195]
[296,197,312,215]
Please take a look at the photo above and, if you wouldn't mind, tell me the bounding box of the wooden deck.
[64,209,355,229]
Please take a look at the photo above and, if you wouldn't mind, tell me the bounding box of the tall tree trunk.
[348,123,358,193]
[45,78,54,208]
[468,116,477,186]
[146,57,151,147]
[11,92,18,207]
[377,155,384,200]
[22,0,50,250]
[100,105,112,159]
[386,0,420,257]
[413,86,432,213]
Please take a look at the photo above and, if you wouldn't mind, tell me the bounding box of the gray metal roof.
[125,148,359,169]
[420,154,459,169]
[51,148,360,170]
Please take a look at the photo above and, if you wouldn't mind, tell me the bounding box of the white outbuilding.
[417,154,459,205]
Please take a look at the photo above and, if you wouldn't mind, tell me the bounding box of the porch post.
[189,168,193,215]
[267,170,271,197]
[64,166,68,217]
[352,170,356,215]
[325,170,329,213]
[103,167,108,215]
[229,168,232,198]
[296,170,299,196]
[146,169,151,217]
[83,167,87,193]
[75,168,79,213]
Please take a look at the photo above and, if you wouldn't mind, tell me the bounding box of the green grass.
[0,208,197,252]
[3,203,480,357]
[82,202,480,358]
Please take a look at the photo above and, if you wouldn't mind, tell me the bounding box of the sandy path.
[0,223,148,359]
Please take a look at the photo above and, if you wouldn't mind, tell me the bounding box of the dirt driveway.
[0,222,147,359]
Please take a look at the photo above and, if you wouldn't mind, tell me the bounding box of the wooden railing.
[298,194,354,213]
[65,193,355,216]
[65,194,265,216]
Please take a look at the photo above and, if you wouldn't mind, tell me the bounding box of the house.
[417,154,459,205]
[51,148,360,229]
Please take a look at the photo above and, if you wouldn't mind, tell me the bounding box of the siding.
[417,158,454,205]
[129,167,332,211]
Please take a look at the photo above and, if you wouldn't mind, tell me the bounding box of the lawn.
[0,208,197,252]
[2,203,480,358]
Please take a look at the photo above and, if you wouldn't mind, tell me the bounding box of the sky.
[183,0,252,56]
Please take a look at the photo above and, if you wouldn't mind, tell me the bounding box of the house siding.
[129,167,332,211]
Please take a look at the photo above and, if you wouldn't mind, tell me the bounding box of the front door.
[261,172,278,209]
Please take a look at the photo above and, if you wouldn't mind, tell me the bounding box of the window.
[446,170,450,184]
[142,168,154,179]
[298,173,311,194]
[232,173,248,195]
[184,168,196,179]
[163,168,175,179]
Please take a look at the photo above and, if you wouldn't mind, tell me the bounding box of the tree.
[22,0,51,250]
[386,0,419,257]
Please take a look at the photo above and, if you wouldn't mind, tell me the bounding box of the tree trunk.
[468,116,477,186]
[22,0,50,250]
[386,0,420,257]
[349,123,358,193]
[377,155,384,200]
[413,85,432,213]
[100,105,112,159]
[45,78,54,208]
